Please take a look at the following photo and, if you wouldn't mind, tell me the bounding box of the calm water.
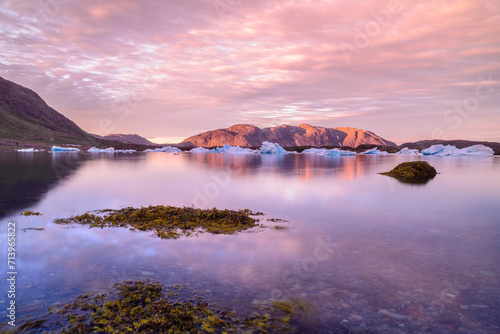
[1,151,499,333]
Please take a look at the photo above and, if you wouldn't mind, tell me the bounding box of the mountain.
[401,139,500,155]
[181,124,396,148]
[0,76,93,143]
[92,133,155,146]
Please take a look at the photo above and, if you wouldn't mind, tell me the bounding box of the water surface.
[1,152,499,333]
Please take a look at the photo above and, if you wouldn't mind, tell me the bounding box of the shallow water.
[1,151,499,333]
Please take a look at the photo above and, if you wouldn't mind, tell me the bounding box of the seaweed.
[21,210,42,216]
[12,280,312,333]
[21,227,44,232]
[54,205,265,239]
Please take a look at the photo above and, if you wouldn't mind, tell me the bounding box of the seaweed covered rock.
[12,280,311,333]
[54,205,264,239]
[379,161,437,184]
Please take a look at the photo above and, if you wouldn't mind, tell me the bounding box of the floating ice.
[216,144,255,154]
[88,147,136,153]
[458,145,494,156]
[396,147,421,155]
[302,148,355,156]
[88,147,115,153]
[422,144,494,156]
[144,146,181,153]
[17,148,40,152]
[359,147,389,155]
[260,142,289,154]
[51,146,80,152]
[190,147,215,153]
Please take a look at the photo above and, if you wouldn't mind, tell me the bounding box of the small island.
[379,161,437,184]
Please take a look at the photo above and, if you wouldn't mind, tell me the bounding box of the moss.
[54,205,264,239]
[379,161,437,184]
[21,210,42,216]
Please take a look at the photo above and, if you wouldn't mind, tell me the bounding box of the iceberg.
[18,148,39,152]
[189,142,290,155]
[88,147,136,153]
[396,147,421,155]
[190,147,215,153]
[260,142,288,154]
[88,147,115,153]
[302,148,355,156]
[457,144,494,156]
[217,144,254,154]
[51,146,80,152]
[359,147,389,155]
[422,144,494,156]
[144,146,181,153]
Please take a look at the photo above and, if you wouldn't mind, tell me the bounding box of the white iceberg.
[260,142,288,154]
[144,146,181,153]
[302,148,355,156]
[457,144,494,156]
[88,147,136,153]
[396,147,421,155]
[422,144,494,156]
[88,147,115,153]
[51,146,80,152]
[206,144,254,154]
[17,148,40,152]
[359,147,389,155]
[221,144,254,154]
[190,147,215,153]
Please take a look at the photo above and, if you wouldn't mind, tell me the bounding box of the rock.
[379,161,437,184]
[378,309,408,320]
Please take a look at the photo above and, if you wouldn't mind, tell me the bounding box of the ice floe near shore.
[302,148,355,156]
[260,142,289,154]
[189,142,289,155]
[190,147,213,153]
[18,148,41,152]
[216,144,255,154]
[184,143,495,156]
[359,147,390,155]
[51,146,80,152]
[395,147,420,155]
[422,144,493,156]
[88,147,136,153]
[143,146,181,153]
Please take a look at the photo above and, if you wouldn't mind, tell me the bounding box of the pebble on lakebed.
[53,205,265,239]
[379,161,437,184]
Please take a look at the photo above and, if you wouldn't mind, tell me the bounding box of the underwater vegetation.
[54,205,264,239]
[7,281,314,333]
[379,161,437,184]
[20,210,42,216]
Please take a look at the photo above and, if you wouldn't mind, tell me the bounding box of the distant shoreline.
[1,139,499,155]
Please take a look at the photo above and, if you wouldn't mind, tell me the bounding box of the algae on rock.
[54,205,263,239]
[379,161,437,184]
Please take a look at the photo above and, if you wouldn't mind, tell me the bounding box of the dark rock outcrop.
[379,161,437,184]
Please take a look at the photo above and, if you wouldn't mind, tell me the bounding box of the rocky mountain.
[181,124,396,148]
[0,76,93,143]
[92,133,155,146]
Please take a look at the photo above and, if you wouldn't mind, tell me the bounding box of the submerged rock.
[379,161,437,184]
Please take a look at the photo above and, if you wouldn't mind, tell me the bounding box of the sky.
[0,0,499,144]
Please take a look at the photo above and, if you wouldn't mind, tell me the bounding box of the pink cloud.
[0,0,499,143]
